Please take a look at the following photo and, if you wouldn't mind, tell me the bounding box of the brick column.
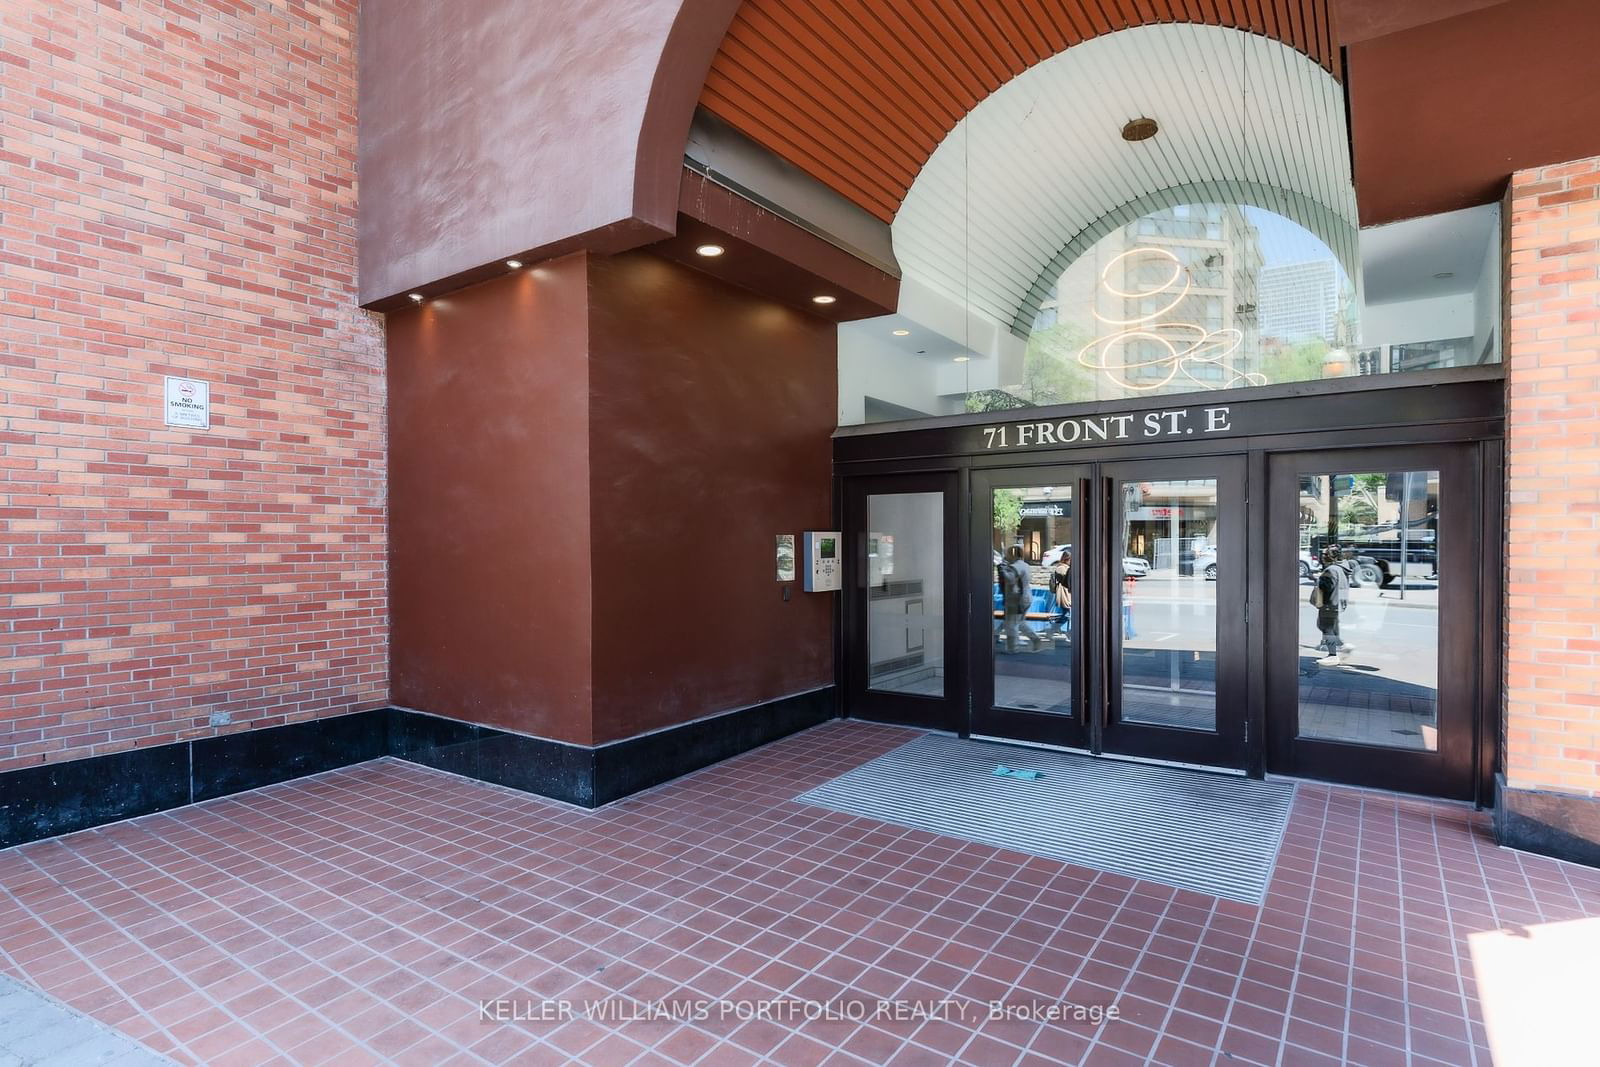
[1500,154,1600,864]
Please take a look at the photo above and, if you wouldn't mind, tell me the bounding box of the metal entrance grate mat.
[796,734,1296,904]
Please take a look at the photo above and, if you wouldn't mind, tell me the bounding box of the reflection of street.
[1120,571,1216,729]
[1120,572,1218,652]
[994,636,1073,714]
[988,571,1442,748]
[1296,577,1439,751]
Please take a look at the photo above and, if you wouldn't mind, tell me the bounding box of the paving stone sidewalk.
[0,974,169,1067]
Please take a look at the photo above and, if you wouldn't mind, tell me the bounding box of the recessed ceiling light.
[408,293,424,302]
[695,244,725,258]
[892,328,910,336]
[1121,117,1159,142]
[506,259,522,269]
[1433,271,1455,279]
[953,356,970,363]
[812,295,836,305]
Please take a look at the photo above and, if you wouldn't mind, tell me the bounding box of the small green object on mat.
[993,764,1041,781]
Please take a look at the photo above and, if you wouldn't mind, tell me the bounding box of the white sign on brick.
[163,376,210,430]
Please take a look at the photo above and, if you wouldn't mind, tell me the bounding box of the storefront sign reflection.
[980,405,1233,450]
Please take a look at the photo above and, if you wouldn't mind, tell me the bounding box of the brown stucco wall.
[1346,0,1600,225]
[386,250,836,747]
[386,255,596,744]
[357,0,739,306]
[585,252,838,743]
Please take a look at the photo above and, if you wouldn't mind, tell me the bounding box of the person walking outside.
[999,546,1049,654]
[1312,545,1353,665]
[1048,549,1072,638]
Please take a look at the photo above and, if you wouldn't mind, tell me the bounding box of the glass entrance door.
[969,466,1092,749]
[1103,456,1248,768]
[843,472,963,730]
[969,458,1248,769]
[1266,446,1479,799]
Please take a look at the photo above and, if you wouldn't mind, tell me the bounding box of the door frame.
[832,375,1505,802]
[967,464,1094,750]
[1264,443,1480,799]
[1101,454,1250,769]
[841,471,965,731]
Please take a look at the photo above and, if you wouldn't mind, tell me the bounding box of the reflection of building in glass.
[1258,260,1339,343]
[1035,204,1266,398]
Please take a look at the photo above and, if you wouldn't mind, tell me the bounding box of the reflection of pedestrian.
[1312,546,1352,665]
[999,546,1048,654]
[1048,551,1071,636]
[1329,542,1361,588]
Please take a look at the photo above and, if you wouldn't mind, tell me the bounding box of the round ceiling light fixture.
[892,328,910,336]
[408,293,424,302]
[695,244,725,257]
[1121,117,1159,142]
[1432,271,1455,279]
[812,295,837,305]
[505,259,522,269]
[952,356,970,363]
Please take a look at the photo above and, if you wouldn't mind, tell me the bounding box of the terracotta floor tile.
[0,723,1593,1066]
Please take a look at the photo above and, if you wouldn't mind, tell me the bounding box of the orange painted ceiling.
[699,1,1339,224]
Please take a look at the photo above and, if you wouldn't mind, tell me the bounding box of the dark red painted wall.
[387,249,836,747]
[586,251,836,743]
[357,0,740,306]
[1347,0,1600,224]
[387,255,596,744]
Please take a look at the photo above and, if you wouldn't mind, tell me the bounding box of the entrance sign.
[163,376,210,429]
[980,405,1232,451]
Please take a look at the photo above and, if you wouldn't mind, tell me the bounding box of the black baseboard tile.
[0,745,190,851]
[591,686,837,805]
[192,710,390,802]
[1494,774,1600,868]
[0,688,841,850]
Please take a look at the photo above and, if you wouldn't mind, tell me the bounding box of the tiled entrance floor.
[1,721,1596,1066]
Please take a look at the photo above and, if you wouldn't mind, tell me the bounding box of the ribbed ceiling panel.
[890,23,1358,335]
[699,0,1340,224]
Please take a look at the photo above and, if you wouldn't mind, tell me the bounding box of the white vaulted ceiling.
[893,23,1358,337]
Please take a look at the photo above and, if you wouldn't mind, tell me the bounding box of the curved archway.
[699,1,1339,223]
[1011,180,1358,337]
[888,23,1357,340]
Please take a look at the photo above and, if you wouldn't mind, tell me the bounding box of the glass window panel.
[992,485,1074,714]
[1119,479,1218,731]
[836,200,1501,428]
[1294,471,1440,750]
[866,493,945,696]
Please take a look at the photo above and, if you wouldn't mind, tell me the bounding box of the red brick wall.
[1505,154,1600,796]
[0,1,386,771]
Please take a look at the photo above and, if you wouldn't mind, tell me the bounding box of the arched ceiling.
[892,23,1358,336]
[698,0,1340,225]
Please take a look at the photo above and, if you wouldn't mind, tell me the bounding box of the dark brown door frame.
[967,464,1094,750]
[1264,444,1480,800]
[1101,454,1250,770]
[834,376,1504,802]
[841,470,965,731]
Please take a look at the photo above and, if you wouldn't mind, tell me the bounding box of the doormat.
[796,734,1295,904]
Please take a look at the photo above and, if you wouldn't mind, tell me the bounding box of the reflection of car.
[1041,544,1147,578]
[1310,531,1437,587]
[1298,551,1319,581]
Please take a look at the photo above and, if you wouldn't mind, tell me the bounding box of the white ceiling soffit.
[1361,203,1497,302]
[893,23,1358,339]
